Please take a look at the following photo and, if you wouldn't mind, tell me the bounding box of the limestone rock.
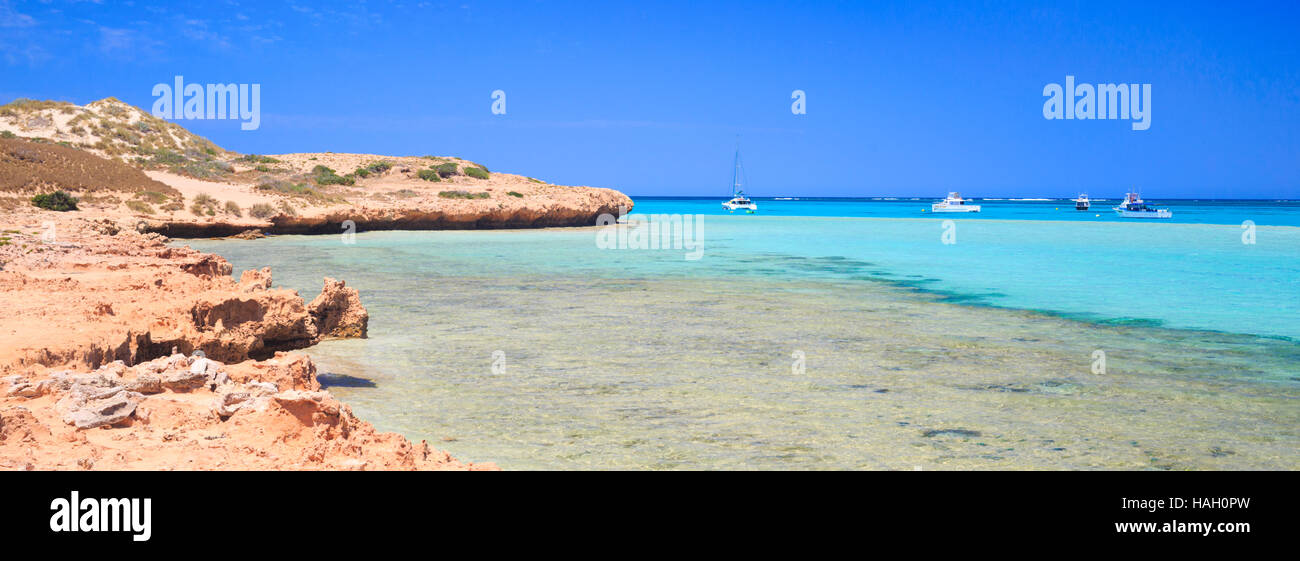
[161,365,208,392]
[214,391,252,417]
[307,278,369,339]
[230,229,265,240]
[239,267,273,291]
[126,373,163,394]
[61,389,139,429]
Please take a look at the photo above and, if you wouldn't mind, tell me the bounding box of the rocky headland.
[0,98,632,238]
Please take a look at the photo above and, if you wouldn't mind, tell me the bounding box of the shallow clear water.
[182,199,1300,469]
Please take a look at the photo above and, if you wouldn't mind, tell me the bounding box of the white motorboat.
[1114,192,1172,218]
[931,192,980,213]
[1075,193,1091,210]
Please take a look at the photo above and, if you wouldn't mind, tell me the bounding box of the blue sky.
[1,0,1297,198]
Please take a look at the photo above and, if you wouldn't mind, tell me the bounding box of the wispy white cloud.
[3,43,50,65]
[0,0,36,27]
[178,17,231,49]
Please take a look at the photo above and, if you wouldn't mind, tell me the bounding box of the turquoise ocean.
[184,198,1300,470]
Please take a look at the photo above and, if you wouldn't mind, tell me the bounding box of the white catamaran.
[1114,192,1172,218]
[722,147,757,212]
[931,192,981,213]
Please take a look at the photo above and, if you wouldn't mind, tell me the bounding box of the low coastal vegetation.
[0,98,75,116]
[310,164,355,186]
[143,148,233,179]
[127,190,181,214]
[256,178,342,204]
[225,200,242,217]
[438,190,490,199]
[190,193,219,216]
[2,97,228,168]
[125,199,154,214]
[416,169,441,182]
[1,137,180,200]
[31,190,79,211]
[136,190,170,204]
[258,179,318,196]
[170,158,234,179]
[236,154,280,164]
[434,162,459,178]
[353,161,391,179]
[465,166,490,180]
[507,191,523,198]
[249,203,276,219]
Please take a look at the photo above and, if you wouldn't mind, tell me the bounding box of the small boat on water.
[722,146,757,212]
[1114,192,1172,218]
[1075,193,1091,210]
[931,192,980,213]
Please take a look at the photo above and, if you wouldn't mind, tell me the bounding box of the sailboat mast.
[732,148,742,196]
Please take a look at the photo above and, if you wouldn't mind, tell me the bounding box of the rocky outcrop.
[2,100,632,240]
[0,215,491,470]
[229,229,265,240]
[60,387,139,429]
[0,406,50,445]
[0,222,367,372]
[0,351,495,470]
[308,278,369,339]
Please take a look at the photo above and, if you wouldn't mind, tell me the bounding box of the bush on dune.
[32,190,79,211]
[310,164,354,186]
[237,154,280,164]
[249,203,276,219]
[125,200,154,214]
[435,162,459,178]
[190,193,218,216]
[438,190,489,199]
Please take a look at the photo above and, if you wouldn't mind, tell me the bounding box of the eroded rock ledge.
[0,224,367,371]
[0,352,493,470]
[147,199,630,238]
[0,215,490,470]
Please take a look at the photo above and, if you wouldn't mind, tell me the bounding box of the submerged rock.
[230,229,266,240]
[922,428,982,438]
